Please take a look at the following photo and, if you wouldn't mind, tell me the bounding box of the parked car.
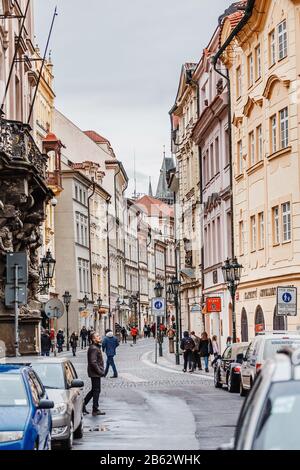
[221,347,300,450]
[30,358,84,449]
[214,342,249,393]
[240,331,300,396]
[0,364,53,450]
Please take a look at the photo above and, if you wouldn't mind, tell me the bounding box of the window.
[258,212,264,249]
[269,30,276,66]
[239,221,244,255]
[271,115,277,153]
[251,215,256,252]
[236,66,242,98]
[273,206,280,244]
[78,258,90,293]
[225,128,230,166]
[257,125,263,161]
[282,202,291,242]
[248,53,254,87]
[278,20,287,60]
[238,140,243,174]
[215,137,220,174]
[203,152,206,186]
[280,107,288,149]
[75,185,78,200]
[249,131,255,166]
[255,45,262,80]
[210,142,214,179]
[75,212,88,246]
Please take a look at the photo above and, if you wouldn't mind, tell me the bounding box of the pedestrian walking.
[83,332,105,416]
[151,323,156,338]
[143,324,148,338]
[167,327,175,353]
[121,326,127,344]
[199,332,213,372]
[226,336,232,347]
[70,331,78,357]
[180,331,195,373]
[102,329,119,378]
[41,329,51,356]
[131,326,138,344]
[147,324,151,338]
[211,335,220,367]
[50,328,55,353]
[190,331,201,370]
[56,329,64,353]
[80,326,88,349]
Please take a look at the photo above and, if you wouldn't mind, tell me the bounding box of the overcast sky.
[34,0,231,196]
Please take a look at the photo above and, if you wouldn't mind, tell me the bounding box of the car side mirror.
[71,379,84,388]
[38,399,54,410]
[236,353,244,364]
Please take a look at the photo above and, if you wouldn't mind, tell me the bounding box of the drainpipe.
[106,199,111,330]
[88,179,96,306]
[198,145,205,331]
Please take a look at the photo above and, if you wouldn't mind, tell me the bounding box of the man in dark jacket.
[180,331,195,373]
[102,329,119,378]
[83,332,105,416]
[41,329,51,356]
[80,326,88,349]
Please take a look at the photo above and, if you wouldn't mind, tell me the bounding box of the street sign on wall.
[277,287,297,316]
[206,297,222,313]
[152,297,165,316]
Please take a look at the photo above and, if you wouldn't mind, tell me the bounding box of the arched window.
[255,305,265,335]
[241,308,248,342]
[273,306,286,331]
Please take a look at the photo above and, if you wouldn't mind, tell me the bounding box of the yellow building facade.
[220,0,300,339]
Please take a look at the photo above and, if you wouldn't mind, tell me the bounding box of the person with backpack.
[190,331,201,370]
[199,332,213,372]
[180,331,195,373]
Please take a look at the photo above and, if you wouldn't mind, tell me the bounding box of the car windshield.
[0,374,28,407]
[263,338,300,360]
[253,381,300,450]
[32,363,65,389]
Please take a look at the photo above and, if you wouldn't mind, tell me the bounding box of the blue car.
[0,365,54,450]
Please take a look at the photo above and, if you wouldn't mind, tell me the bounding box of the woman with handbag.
[199,332,212,372]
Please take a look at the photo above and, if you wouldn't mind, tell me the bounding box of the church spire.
[148,177,153,197]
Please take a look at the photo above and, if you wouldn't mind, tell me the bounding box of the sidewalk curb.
[140,350,214,381]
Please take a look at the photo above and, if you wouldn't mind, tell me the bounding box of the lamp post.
[154,281,164,357]
[222,257,243,343]
[40,249,56,290]
[95,294,102,332]
[168,277,181,365]
[62,291,72,351]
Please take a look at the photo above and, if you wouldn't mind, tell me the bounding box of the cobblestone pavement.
[68,338,244,450]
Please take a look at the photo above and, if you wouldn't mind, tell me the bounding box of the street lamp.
[130,294,138,328]
[154,281,164,298]
[40,249,56,289]
[154,282,164,357]
[222,257,243,343]
[62,291,72,351]
[168,276,181,365]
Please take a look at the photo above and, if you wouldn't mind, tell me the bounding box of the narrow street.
[71,338,243,450]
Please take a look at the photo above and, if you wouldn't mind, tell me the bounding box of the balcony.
[47,170,63,193]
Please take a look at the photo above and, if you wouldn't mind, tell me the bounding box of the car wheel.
[240,379,247,397]
[74,416,83,439]
[227,372,237,393]
[214,369,222,388]
[61,420,74,450]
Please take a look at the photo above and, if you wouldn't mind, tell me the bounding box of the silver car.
[28,358,84,449]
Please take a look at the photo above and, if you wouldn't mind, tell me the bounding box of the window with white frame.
[282,202,291,242]
[210,142,214,179]
[258,212,264,249]
[238,140,243,174]
[257,125,263,161]
[215,137,220,174]
[271,114,277,153]
[76,212,88,246]
[269,30,276,66]
[255,44,262,80]
[250,215,256,252]
[248,53,254,87]
[278,20,287,60]
[236,66,242,98]
[280,107,289,149]
[249,131,255,166]
[273,206,280,245]
[78,258,90,294]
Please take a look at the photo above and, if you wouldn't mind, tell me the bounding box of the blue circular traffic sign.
[154,301,163,310]
[282,293,292,303]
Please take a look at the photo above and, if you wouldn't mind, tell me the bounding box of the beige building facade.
[220,0,300,339]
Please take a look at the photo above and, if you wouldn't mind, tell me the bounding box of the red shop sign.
[206,297,222,313]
